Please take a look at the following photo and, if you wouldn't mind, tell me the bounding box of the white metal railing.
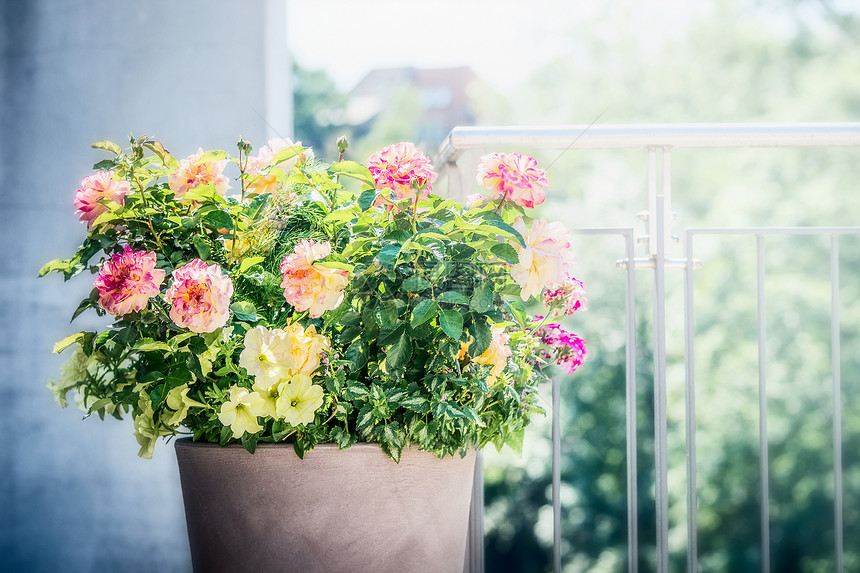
[443,123,860,573]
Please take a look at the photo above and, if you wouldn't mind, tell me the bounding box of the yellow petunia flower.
[218,386,264,439]
[275,373,324,427]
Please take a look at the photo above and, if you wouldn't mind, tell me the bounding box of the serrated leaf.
[373,300,398,329]
[402,276,431,292]
[410,299,438,328]
[329,160,375,187]
[331,427,358,449]
[439,309,463,340]
[386,333,412,370]
[504,299,529,329]
[401,395,430,414]
[91,140,122,155]
[92,159,116,171]
[470,282,494,314]
[437,291,470,304]
[345,339,368,371]
[202,210,233,230]
[468,320,492,357]
[344,383,370,400]
[490,243,520,264]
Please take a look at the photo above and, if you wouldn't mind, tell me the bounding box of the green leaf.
[38,259,71,278]
[410,299,438,328]
[230,301,259,322]
[490,243,520,264]
[142,140,173,165]
[271,145,306,167]
[377,244,401,269]
[92,159,116,171]
[373,300,398,329]
[315,260,354,272]
[358,188,378,211]
[239,256,266,273]
[329,160,375,187]
[345,339,368,371]
[134,339,172,352]
[402,276,431,293]
[479,220,525,246]
[202,210,233,230]
[401,395,430,414]
[470,282,494,314]
[469,320,493,357]
[331,427,358,450]
[323,209,357,223]
[429,261,453,282]
[192,235,211,260]
[241,432,258,454]
[439,309,464,340]
[504,299,529,329]
[386,333,413,370]
[88,397,114,413]
[198,150,228,163]
[91,140,122,155]
[219,425,233,446]
[437,291,470,304]
[344,383,370,400]
[52,332,85,354]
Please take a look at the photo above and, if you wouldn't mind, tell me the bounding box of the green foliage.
[42,134,583,464]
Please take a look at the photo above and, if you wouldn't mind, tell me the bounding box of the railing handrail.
[436,122,860,165]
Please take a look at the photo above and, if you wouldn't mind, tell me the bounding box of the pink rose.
[367,142,437,203]
[168,148,229,198]
[94,245,165,316]
[476,152,548,209]
[280,240,348,318]
[165,259,234,333]
[510,218,577,300]
[74,171,130,229]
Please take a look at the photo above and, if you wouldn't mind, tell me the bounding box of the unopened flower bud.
[336,135,349,155]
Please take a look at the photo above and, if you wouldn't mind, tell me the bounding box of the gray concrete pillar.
[0,2,290,571]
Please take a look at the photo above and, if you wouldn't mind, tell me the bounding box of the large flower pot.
[175,439,477,573]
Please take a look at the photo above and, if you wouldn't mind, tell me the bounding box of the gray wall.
[0,1,290,571]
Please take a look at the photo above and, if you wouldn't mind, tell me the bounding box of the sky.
[287,0,709,93]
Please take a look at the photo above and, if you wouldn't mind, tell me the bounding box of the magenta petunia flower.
[535,322,587,374]
[280,240,348,318]
[367,142,437,203]
[165,259,234,333]
[94,245,165,317]
[74,171,130,229]
[168,148,229,198]
[543,275,588,316]
[476,152,548,209]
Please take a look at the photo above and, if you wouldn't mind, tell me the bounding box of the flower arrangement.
[41,135,587,461]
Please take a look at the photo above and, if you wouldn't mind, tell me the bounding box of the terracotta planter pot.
[175,439,477,573]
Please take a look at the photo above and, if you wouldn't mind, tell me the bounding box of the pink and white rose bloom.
[280,240,348,318]
[510,218,577,300]
[94,245,165,316]
[168,148,229,198]
[476,152,548,209]
[367,142,437,203]
[245,137,305,197]
[165,259,234,333]
[74,171,130,229]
